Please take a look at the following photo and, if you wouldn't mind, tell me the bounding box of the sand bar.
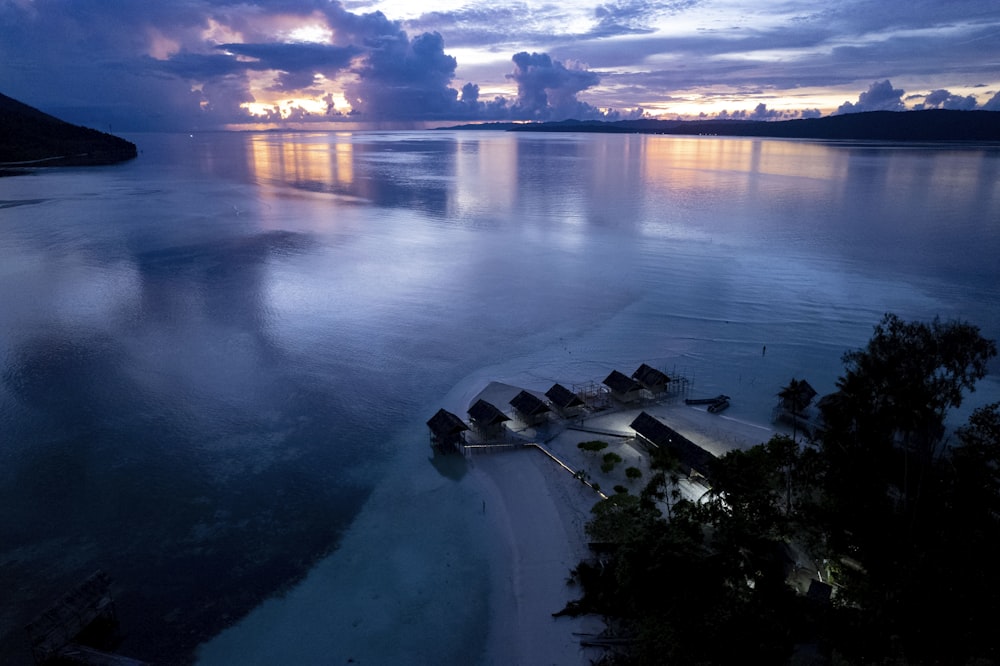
[458,381,782,664]
[471,448,605,665]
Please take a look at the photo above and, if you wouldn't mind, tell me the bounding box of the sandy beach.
[471,449,605,665]
[457,382,781,665]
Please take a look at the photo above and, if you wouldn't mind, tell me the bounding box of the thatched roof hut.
[509,390,550,424]
[545,383,585,415]
[468,399,510,439]
[468,399,509,425]
[603,370,643,403]
[426,408,469,449]
[632,363,670,394]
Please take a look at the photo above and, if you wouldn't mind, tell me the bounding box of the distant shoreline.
[1,91,138,168]
[443,109,1000,142]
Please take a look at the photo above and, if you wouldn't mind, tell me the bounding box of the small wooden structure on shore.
[24,570,147,666]
[630,411,716,480]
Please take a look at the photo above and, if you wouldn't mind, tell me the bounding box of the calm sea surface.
[1,131,998,663]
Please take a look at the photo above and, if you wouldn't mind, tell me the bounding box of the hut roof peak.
[468,398,510,425]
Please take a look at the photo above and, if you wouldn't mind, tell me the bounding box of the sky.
[1,0,999,131]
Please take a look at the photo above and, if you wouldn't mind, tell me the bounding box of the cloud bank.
[0,0,997,130]
[0,0,623,130]
[833,79,999,116]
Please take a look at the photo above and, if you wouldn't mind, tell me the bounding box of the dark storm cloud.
[0,0,997,128]
[0,0,479,127]
[590,0,701,38]
[576,8,999,114]
[154,53,250,79]
[215,42,359,90]
[506,51,603,120]
[913,89,979,111]
[0,0,217,129]
[818,0,998,38]
[343,30,464,119]
[402,4,582,50]
[217,42,359,72]
[836,80,905,114]
[407,1,703,46]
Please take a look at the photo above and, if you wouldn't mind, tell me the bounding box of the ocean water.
[1,131,998,664]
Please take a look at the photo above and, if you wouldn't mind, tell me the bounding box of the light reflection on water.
[1,131,998,664]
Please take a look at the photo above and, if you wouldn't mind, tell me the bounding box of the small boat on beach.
[685,394,730,406]
[707,399,730,414]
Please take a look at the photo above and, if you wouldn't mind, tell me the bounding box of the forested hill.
[0,92,137,167]
[450,109,1000,141]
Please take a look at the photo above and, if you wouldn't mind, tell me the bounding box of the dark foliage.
[566,314,999,665]
[449,110,1000,142]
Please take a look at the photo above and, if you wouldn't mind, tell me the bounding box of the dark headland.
[446,109,1000,142]
[0,92,137,173]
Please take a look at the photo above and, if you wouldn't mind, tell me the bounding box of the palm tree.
[777,379,815,513]
[778,378,816,443]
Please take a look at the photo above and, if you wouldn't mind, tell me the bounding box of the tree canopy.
[565,314,999,665]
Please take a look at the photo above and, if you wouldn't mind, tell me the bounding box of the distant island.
[446,109,1000,142]
[0,92,137,172]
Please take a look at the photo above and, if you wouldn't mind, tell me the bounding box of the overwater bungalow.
[509,390,550,426]
[603,370,644,403]
[632,363,670,395]
[468,399,510,440]
[545,383,586,417]
[629,411,716,480]
[426,408,469,452]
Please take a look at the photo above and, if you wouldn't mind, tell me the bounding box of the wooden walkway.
[525,442,609,500]
[24,570,148,665]
[565,424,632,439]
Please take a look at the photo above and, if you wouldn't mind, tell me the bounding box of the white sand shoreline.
[460,382,783,665]
[470,448,605,665]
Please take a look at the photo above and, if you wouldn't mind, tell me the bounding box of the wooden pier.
[24,570,147,666]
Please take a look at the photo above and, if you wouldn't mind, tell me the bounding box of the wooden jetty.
[24,570,148,665]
